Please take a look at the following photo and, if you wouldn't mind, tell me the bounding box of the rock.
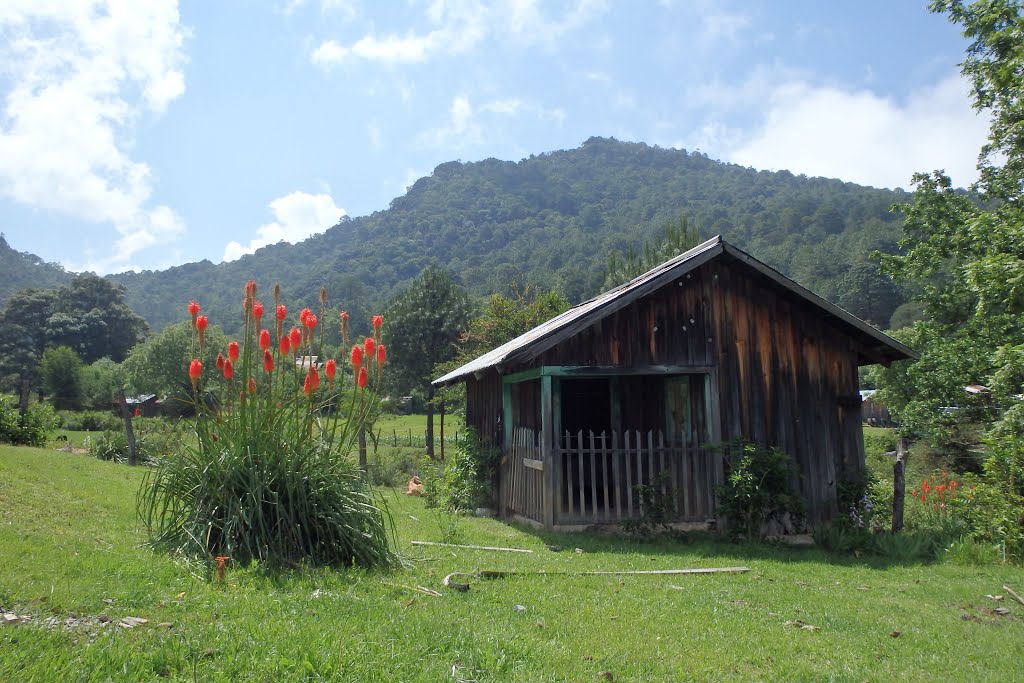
[118,616,149,629]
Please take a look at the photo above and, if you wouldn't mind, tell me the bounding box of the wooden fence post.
[358,426,367,475]
[892,437,909,532]
[117,387,137,466]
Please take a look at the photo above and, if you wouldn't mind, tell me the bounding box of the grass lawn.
[3,446,1024,681]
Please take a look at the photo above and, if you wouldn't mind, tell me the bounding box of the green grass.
[3,445,1024,681]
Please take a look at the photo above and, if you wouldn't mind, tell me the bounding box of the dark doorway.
[560,378,611,435]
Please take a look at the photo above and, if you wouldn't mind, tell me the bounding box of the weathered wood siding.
[466,370,502,448]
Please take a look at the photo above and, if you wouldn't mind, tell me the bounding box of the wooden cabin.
[433,236,915,530]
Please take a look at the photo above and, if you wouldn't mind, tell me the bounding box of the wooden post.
[426,385,435,459]
[440,399,446,460]
[892,437,909,532]
[541,375,554,528]
[117,387,137,466]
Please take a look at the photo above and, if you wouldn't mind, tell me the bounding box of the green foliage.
[422,430,498,512]
[123,321,228,401]
[601,216,701,289]
[621,471,677,537]
[138,283,396,569]
[0,394,56,447]
[79,358,125,410]
[40,346,83,410]
[55,409,122,432]
[383,265,473,397]
[714,442,805,539]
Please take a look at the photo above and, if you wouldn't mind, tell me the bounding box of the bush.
[0,395,57,447]
[714,442,805,539]
[422,429,498,512]
[138,286,397,569]
[56,409,122,432]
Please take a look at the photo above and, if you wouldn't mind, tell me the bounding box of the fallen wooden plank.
[477,567,749,578]
[383,581,443,597]
[1003,585,1024,607]
[410,541,533,553]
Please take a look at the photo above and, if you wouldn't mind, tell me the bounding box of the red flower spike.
[245,280,256,299]
[188,301,200,316]
[259,329,271,351]
[196,315,208,332]
[289,327,302,351]
[305,313,318,330]
[377,344,386,366]
[276,304,287,321]
[248,377,256,394]
[253,302,264,320]
[372,314,383,330]
[189,359,202,390]
[350,344,363,368]
[300,308,312,326]
[357,366,368,388]
[228,341,240,362]
[364,336,375,358]
[223,359,234,379]
[303,373,312,396]
[263,350,274,373]
[278,335,290,357]
[310,366,320,391]
[325,359,336,380]
[216,352,225,370]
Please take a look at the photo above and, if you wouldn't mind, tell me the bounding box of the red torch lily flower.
[325,358,336,382]
[364,336,375,358]
[310,366,320,391]
[372,314,383,331]
[216,352,225,370]
[248,377,257,394]
[350,344,363,368]
[303,373,312,396]
[189,359,202,390]
[188,301,200,323]
[278,335,290,357]
[289,327,302,352]
[259,329,271,351]
[223,359,234,379]
[263,350,274,373]
[253,301,264,326]
[377,344,386,366]
[276,304,287,321]
[339,310,350,346]
[196,315,209,352]
[245,280,257,299]
[228,341,240,362]
[357,366,368,388]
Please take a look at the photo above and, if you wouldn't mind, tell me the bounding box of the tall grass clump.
[138,281,397,569]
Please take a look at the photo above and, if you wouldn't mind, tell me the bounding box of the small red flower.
[189,359,202,389]
[350,344,363,368]
[196,315,208,332]
[377,344,386,366]
[188,301,200,317]
[357,366,368,388]
[364,336,375,358]
[263,350,274,373]
[253,301,264,321]
[372,314,383,330]
[303,373,312,395]
[289,327,302,351]
[223,359,234,379]
[248,377,256,394]
[216,352,225,370]
[276,304,287,321]
[325,358,336,381]
[310,366,320,391]
[304,313,318,330]
[228,341,240,362]
[133,407,141,417]
[259,329,271,351]
[300,307,312,326]
[278,335,290,357]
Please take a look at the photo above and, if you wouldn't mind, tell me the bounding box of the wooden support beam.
[541,374,554,529]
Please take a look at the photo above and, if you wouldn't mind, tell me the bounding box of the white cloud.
[223,191,346,262]
[310,0,608,68]
[725,73,987,190]
[417,94,565,150]
[0,0,188,273]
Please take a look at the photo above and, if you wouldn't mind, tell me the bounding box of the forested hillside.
[0,234,71,302]
[14,138,912,334]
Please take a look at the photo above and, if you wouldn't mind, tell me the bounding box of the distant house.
[433,236,915,530]
[860,389,895,427]
[114,394,159,417]
[296,355,320,370]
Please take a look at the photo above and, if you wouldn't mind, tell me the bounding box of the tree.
[874,0,1024,449]
[40,346,83,410]
[602,217,701,289]
[0,288,59,395]
[81,358,126,410]
[123,321,228,404]
[383,266,473,398]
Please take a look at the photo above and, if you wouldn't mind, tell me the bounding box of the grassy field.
[3,445,1024,681]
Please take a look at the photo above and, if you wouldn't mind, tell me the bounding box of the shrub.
[422,429,498,512]
[0,395,57,447]
[714,442,805,539]
[56,409,122,432]
[622,471,678,537]
[138,284,397,569]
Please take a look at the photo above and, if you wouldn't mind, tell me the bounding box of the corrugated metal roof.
[433,235,916,386]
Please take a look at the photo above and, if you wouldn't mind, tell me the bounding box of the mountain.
[10,138,912,335]
[0,233,72,302]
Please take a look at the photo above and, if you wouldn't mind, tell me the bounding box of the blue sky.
[0,1,989,275]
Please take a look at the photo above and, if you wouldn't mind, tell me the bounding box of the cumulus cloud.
[725,73,987,190]
[310,0,608,68]
[0,0,188,273]
[223,192,346,262]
